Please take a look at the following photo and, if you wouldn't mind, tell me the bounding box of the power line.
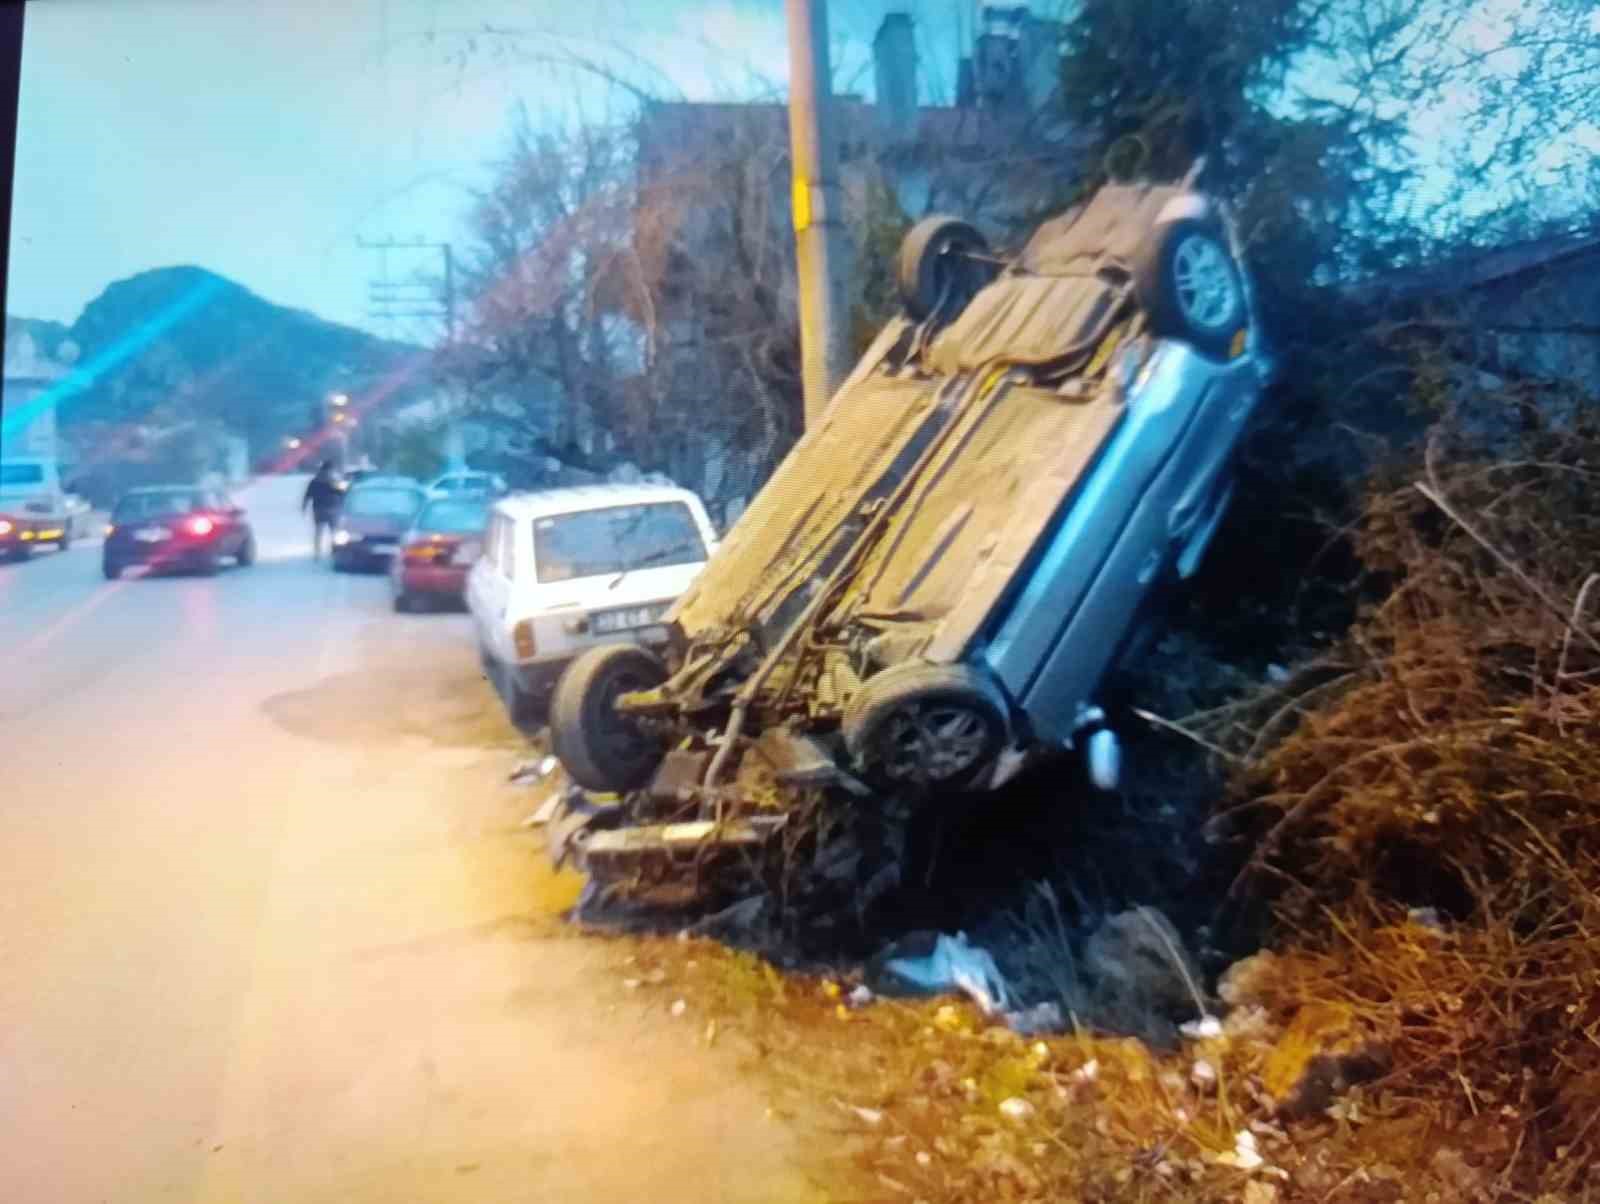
[356,236,455,344]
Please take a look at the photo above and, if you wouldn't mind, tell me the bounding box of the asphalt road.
[0,475,824,1204]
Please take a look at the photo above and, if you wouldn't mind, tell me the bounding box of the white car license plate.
[593,604,668,634]
[370,541,397,555]
[135,526,167,542]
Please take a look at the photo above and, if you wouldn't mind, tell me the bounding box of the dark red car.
[102,486,256,579]
[389,496,489,612]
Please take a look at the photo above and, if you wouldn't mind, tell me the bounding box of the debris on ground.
[1081,907,1207,1046]
[865,931,1013,1015]
[1259,1000,1388,1118]
[509,753,560,785]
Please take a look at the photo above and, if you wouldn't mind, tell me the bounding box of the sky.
[6,0,976,343]
[7,0,1587,346]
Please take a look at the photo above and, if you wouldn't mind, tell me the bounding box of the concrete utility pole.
[785,0,852,429]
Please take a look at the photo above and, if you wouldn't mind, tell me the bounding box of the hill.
[34,266,435,454]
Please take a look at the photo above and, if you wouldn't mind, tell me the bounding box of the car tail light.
[403,541,441,563]
[513,619,537,659]
[188,516,216,536]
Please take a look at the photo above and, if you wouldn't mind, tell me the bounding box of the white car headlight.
[333,530,352,546]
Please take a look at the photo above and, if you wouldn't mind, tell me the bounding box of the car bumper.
[1,517,66,552]
[334,538,401,565]
[397,563,469,596]
[105,538,218,568]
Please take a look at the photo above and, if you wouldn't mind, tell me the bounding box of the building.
[1,331,71,464]
[636,5,1078,238]
[1352,228,1600,393]
[625,6,1083,513]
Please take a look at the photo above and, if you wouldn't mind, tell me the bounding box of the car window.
[419,500,487,534]
[500,516,518,580]
[113,491,202,521]
[532,502,707,584]
[345,487,421,518]
[481,514,502,570]
[0,463,44,486]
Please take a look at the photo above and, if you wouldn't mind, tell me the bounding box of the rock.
[1217,950,1280,1009]
[1262,1000,1389,1118]
[687,895,771,943]
[1005,1001,1065,1036]
[1083,908,1205,1044]
[1180,1015,1223,1040]
[998,1097,1035,1121]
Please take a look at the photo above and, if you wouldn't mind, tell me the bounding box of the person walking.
[302,461,343,561]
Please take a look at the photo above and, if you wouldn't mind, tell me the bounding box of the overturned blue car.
[546,176,1273,873]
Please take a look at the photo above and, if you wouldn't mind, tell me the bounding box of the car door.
[484,514,518,662]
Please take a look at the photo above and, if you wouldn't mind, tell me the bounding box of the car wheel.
[1134,219,1246,356]
[843,662,1008,792]
[196,553,220,576]
[102,559,121,580]
[58,528,72,552]
[549,644,669,793]
[236,535,256,567]
[393,590,414,613]
[896,215,991,322]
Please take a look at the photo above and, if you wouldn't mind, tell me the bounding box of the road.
[0,475,825,1204]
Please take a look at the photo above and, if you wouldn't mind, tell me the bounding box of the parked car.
[547,178,1273,823]
[0,456,71,560]
[330,476,425,572]
[466,484,719,725]
[425,470,508,501]
[102,486,256,578]
[389,496,490,612]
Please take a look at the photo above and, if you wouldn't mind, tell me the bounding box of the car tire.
[1133,219,1246,357]
[57,528,71,552]
[896,215,991,322]
[102,559,121,580]
[393,590,415,613]
[843,662,1008,792]
[549,644,669,793]
[236,535,256,567]
[196,553,220,576]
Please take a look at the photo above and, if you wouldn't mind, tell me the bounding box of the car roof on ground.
[493,483,702,522]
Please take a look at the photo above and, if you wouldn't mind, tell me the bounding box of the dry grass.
[1202,404,1600,1198]
[597,403,1600,1202]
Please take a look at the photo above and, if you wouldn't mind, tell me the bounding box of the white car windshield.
[533,502,706,584]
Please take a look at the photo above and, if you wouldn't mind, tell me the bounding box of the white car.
[425,470,507,501]
[466,484,719,725]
